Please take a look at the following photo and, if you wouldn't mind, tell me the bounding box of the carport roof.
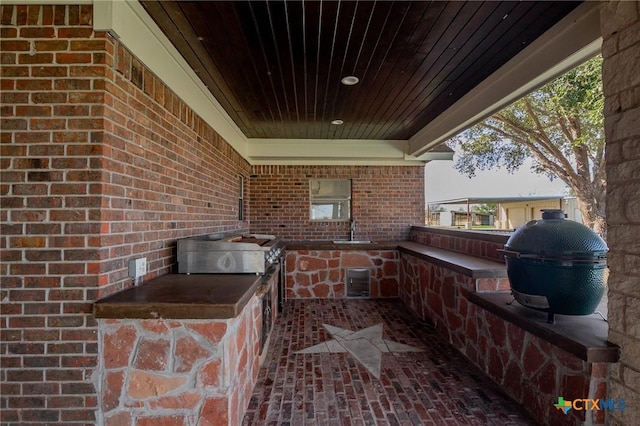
[427,196,566,206]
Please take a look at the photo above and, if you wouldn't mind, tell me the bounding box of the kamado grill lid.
[504,209,607,261]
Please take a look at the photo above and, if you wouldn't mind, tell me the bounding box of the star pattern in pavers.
[295,323,424,379]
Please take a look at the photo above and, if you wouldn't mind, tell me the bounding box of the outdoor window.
[309,179,351,221]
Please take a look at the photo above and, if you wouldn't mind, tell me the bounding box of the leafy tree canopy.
[448,55,606,236]
[473,203,497,216]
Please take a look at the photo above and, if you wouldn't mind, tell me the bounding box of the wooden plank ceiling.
[139,0,581,141]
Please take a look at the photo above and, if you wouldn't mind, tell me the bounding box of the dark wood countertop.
[93,274,261,319]
[397,242,507,278]
[283,240,400,250]
[93,240,505,320]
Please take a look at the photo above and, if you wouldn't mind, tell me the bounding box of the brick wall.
[1,6,101,424]
[249,165,425,241]
[600,1,640,424]
[99,23,250,297]
[5,1,638,425]
[410,226,509,263]
[0,4,249,424]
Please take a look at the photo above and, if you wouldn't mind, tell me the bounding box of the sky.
[424,156,568,204]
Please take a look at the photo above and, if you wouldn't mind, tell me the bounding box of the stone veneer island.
[93,273,274,426]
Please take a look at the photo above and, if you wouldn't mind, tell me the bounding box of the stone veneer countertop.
[93,274,261,319]
[397,241,507,278]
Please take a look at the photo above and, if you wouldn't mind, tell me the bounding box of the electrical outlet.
[128,257,147,281]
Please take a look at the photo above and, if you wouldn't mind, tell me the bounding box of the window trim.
[309,178,352,222]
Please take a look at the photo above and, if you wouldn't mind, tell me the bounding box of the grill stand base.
[547,312,555,324]
[506,294,556,323]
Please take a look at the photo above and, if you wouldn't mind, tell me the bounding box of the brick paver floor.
[243,299,536,425]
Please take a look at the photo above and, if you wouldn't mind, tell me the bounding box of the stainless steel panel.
[346,268,370,298]
[176,233,279,274]
[178,250,266,274]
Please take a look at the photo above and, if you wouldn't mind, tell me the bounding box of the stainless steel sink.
[332,240,373,244]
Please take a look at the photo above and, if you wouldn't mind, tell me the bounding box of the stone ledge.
[283,240,399,250]
[467,291,620,363]
[398,241,507,278]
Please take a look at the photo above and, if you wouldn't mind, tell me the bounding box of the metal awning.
[427,196,565,206]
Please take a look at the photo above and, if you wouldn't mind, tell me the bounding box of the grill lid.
[503,209,607,261]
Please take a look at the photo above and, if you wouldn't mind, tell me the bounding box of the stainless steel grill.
[177,233,282,274]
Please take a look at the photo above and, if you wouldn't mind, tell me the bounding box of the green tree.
[473,203,497,216]
[450,56,606,236]
[429,204,447,212]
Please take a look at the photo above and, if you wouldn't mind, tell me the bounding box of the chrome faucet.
[350,220,356,241]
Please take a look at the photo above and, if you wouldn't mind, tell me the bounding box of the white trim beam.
[247,139,445,165]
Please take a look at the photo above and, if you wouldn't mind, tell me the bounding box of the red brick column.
[600,1,640,424]
[1,5,104,423]
[1,4,251,423]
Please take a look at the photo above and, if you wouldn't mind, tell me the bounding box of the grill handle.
[497,249,538,259]
[498,248,607,264]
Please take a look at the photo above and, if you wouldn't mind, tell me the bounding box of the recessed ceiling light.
[341,76,359,86]
[331,119,344,125]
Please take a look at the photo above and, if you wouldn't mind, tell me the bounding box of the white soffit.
[409,1,602,159]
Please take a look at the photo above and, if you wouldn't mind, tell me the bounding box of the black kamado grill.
[500,209,608,323]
